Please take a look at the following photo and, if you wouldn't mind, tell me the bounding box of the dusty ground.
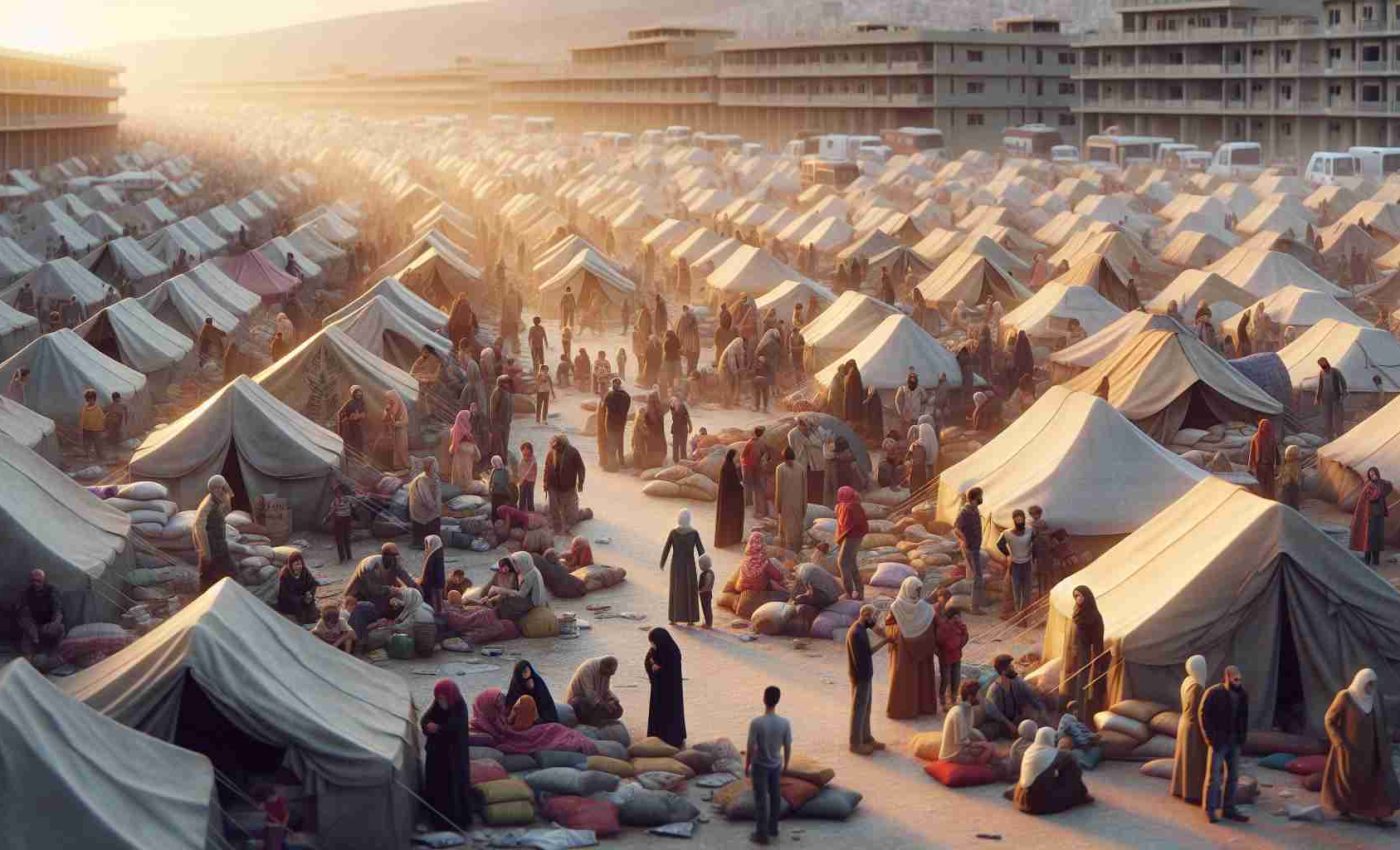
[292,319,1397,849]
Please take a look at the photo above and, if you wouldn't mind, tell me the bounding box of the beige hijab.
[1182,655,1208,702]
[1019,727,1060,787]
[1348,668,1377,714]
[890,576,935,639]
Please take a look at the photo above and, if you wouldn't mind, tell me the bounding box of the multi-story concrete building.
[0,46,124,171]
[187,58,492,120]
[490,20,1077,153]
[489,27,731,133]
[1075,0,1400,164]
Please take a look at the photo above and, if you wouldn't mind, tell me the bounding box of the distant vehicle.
[816,134,882,161]
[522,116,554,134]
[881,127,946,156]
[1304,151,1360,186]
[1002,124,1062,159]
[664,125,693,145]
[1155,142,1198,165]
[1084,134,1169,168]
[488,114,520,134]
[1348,146,1400,179]
[800,158,860,190]
[1172,150,1213,171]
[640,129,665,146]
[697,133,743,153]
[741,142,766,157]
[1050,144,1080,163]
[856,144,892,164]
[1208,142,1264,178]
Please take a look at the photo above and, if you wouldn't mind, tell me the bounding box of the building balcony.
[490,90,714,104]
[718,60,937,78]
[0,80,124,98]
[492,61,715,83]
[1076,95,1400,116]
[717,90,937,108]
[0,111,125,130]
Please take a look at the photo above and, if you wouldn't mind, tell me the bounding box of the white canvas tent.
[999,282,1125,341]
[814,314,971,392]
[0,393,58,462]
[61,579,419,850]
[0,236,41,285]
[1145,270,1253,318]
[706,245,805,296]
[754,279,836,323]
[4,257,115,316]
[74,298,193,392]
[130,376,343,526]
[0,297,39,360]
[1043,477,1400,735]
[187,261,261,318]
[324,295,454,373]
[1205,249,1348,299]
[800,291,902,371]
[1276,319,1400,395]
[79,236,169,295]
[1220,286,1369,341]
[324,277,447,332]
[537,249,637,318]
[936,387,1208,535]
[1062,328,1283,441]
[0,660,222,850]
[1049,311,1191,382]
[137,274,242,340]
[0,328,151,431]
[916,250,1032,308]
[0,432,135,624]
[1317,393,1400,532]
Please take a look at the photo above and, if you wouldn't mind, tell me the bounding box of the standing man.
[774,447,807,553]
[602,378,631,471]
[1199,665,1251,825]
[559,286,576,331]
[543,434,585,535]
[197,317,226,369]
[104,391,128,460]
[996,509,1036,614]
[528,316,549,371]
[788,416,826,507]
[894,367,927,435]
[954,487,987,614]
[847,606,887,755]
[745,686,792,846]
[1315,357,1348,441]
[488,375,513,462]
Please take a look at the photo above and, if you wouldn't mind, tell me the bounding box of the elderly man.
[343,543,418,646]
[17,570,64,660]
[544,433,586,534]
[893,368,928,434]
[1315,357,1348,441]
[787,416,826,506]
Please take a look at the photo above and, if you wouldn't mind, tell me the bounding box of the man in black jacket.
[601,378,631,471]
[1198,665,1251,824]
[544,434,586,534]
[846,605,886,755]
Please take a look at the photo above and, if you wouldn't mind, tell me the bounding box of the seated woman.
[483,552,546,622]
[560,536,594,569]
[505,660,559,724]
[311,605,355,653]
[565,656,624,726]
[275,551,319,624]
[939,681,997,766]
[735,531,787,593]
[1008,727,1093,815]
[470,688,597,755]
[389,586,437,656]
[792,562,842,610]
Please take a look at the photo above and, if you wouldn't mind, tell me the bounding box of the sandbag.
[1130,735,1177,760]
[809,610,855,640]
[585,755,635,777]
[592,739,629,761]
[469,746,504,762]
[616,789,699,827]
[794,785,863,820]
[631,756,694,778]
[628,737,680,759]
[750,601,795,636]
[500,753,539,772]
[483,800,535,826]
[1096,729,1142,760]
[572,564,626,592]
[909,731,943,762]
[523,767,619,797]
[673,748,715,776]
[116,481,168,501]
[636,771,687,791]
[868,562,916,588]
[642,480,683,498]
[58,623,134,667]
[736,589,789,619]
[1094,711,1151,743]
[470,759,508,784]
[595,722,631,747]
[1139,758,1174,780]
[519,605,560,638]
[779,776,822,810]
[783,755,835,787]
[477,778,532,805]
[1110,699,1171,724]
[716,780,793,822]
[539,796,620,837]
[537,751,588,770]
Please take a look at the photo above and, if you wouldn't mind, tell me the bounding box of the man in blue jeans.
[1198,665,1251,824]
[745,685,792,845]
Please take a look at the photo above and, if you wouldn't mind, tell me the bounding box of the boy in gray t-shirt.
[745,686,792,845]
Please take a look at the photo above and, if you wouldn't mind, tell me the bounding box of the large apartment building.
[1075,0,1400,163]
[0,46,124,171]
[187,58,493,120]
[490,21,1077,153]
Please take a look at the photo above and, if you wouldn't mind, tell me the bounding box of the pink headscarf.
[433,678,463,707]
[738,531,773,586]
[449,410,474,453]
[469,687,598,755]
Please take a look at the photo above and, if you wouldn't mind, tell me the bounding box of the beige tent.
[1338,199,1400,240]
[640,218,700,254]
[999,282,1125,342]
[916,250,1031,308]
[1047,254,1142,311]
[669,227,724,265]
[1277,318,1400,396]
[800,291,902,371]
[910,227,966,264]
[1146,270,1253,319]
[1221,286,1370,342]
[1205,248,1348,299]
[937,387,1207,535]
[1049,311,1191,382]
[537,249,637,318]
[1062,328,1283,441]
[706,245,805,296]
[814,314,970,392]
[1043,477,1400,735]
[1049,228,1166,279]
[754,279,836,322]
[1317,393,1400,536]
[1158,231,1235,269]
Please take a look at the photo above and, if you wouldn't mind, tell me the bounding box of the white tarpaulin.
[1221,285,1369,338]
[4,257,114,314]
[815,314,970,390]
[324,276,446,332]
[137,274,242,339]
[1277,319,1400,393]
[1317,393,1400,516]
[1000,282,1125,340]
[80,237,170,295]
[1206,248,1348,299]
[800,291,902,371]
[74,298,193,385]
[0,393,58,462]
[0,328,151,431]
[707,245,806,296]
[1049,310,1190,381]
[1145,270,1252,317]
[0,297,39,360]
[187,261,261,318]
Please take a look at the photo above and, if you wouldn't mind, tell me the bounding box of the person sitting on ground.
[1056,701,1102,767]
[343,543,419,645]
[471,687,598,754]
[1008,727,1094,815]
[444,569,471,597]
[792,562,843,609]
[982,653,1047,739]
[483,551,545,622]
[561,536,594,568]
[275,551,319,624]
[1008,719,1039,776]
[565,656,624,726]
[311,605,355,653]
[940,680,996,765]
[505,660,559,724]
[736,530,788,593]
[17,569,64,660]
[389,585,436,652]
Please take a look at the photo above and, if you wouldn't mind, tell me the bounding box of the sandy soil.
[295,319,1398,849]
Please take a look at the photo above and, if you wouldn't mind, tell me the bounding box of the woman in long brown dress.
[1059,585,1106,722]
[884,576,939,719]
[714,450,746,547]
[660,509,704,625]
[1169,655,1209,804]
[1322,668,1400,827]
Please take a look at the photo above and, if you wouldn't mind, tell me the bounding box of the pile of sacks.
[93,481,180,537]
[712,752,864,822]
[1091,699,1183,761]
[936,427,984,469]
[1168,422,1326,471]
[639,465,719,502]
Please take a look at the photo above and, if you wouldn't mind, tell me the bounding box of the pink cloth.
[737,531,784,592]
[449,410,474,454]
[470,688,598,754]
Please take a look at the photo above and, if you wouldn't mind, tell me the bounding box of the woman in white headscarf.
[390,585,437,656]
[407,457,442,547]
[660,509,705,626]
[1170,655,1210,804]
[275,311,295,344]
[884,576,939,719]
[193,474,235,591]
[1322,668,1400,826]
[1011,726,1092,814]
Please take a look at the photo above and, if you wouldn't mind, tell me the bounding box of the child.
[557,351,572,390]
[445,569,471,597]
[79,388,104,461]
[561,324,573,360]
[251,784,289,850]
[325,483,354,563]
[534,366,554,423]
[697,554,715,629]
[616,347,628,382]
[517,442,538,512]
[934,604,969,713]
[312,605,356,653]
[688,426,708,459]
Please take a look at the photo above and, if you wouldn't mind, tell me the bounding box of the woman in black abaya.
[645,628,687,748]
[421,679,471,828]
[504,660,559,724]
[714,449,746,547]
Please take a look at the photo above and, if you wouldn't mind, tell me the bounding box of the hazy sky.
[3,0,471,54]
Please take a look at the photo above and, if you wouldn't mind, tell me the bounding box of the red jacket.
[935,616,968,663]
[835,501,868,543]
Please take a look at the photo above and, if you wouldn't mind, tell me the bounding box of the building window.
[1362,84,1382,102]
[1058,112,1076,126]
[1282,121,1292,136]
[1059,82,1076,94]
[967,50,983,62]
[967,112,985,125]
[1330,83,1343,96]
[1364,45,1382,62]
[1281,83,1293,99]
[1036,48,1043,64]
[1328,9,1342,25]
[1363,4,1375,20]
[1168,83,1184,99]
[1281,48,1293,63]
[1058,52,1074,64]
[1329,47,1343,61]
[967,81,984,94]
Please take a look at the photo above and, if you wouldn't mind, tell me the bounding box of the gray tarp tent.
[0,433,135,624]
[129,376,343,526]
[74,298,194,393]
[138,273,243,340]
[324,295,455,374]
[323,276,446,332]
[288,224,350,286]
[1044,477,1400,736]
[0,394,58,463]
[0,660,224,850]
[0,297,39,360]
[187,260,263,318]
[0,235,41,285]
[3,257,115,318]
[60,580,419,850]
[258,236,325,289]
[0,328,151,431]
[80,236,170,296]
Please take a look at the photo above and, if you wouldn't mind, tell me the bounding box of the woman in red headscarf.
[835,486,868,601]
[421,679,471,828]
[1350,467,1394,566]
[1247,418,1279,500]
[735,531,786,593]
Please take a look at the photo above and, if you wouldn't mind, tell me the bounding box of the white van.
[640,129,665,147]
[664,126,693,146]
[1050,144,1079,163]
[1208,142,1264,178]
[741,142,766,157]
[1156,142,1198,166]
[1348,146,1400,179]
[1083,134,1164,169]
[1304,151,1360,186]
